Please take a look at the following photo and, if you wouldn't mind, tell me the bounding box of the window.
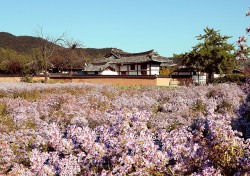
[141,63,147,70]
[141,71,147,75]
[130,64,135,70]
[121,71,127,75]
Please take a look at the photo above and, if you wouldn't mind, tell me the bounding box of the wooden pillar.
[149,62,151,75]
[137,64,138,75]
[118,64,120,75]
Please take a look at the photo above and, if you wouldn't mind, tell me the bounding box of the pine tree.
[176,27,236,82]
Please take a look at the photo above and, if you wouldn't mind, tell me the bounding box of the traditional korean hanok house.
[83,49,175,75]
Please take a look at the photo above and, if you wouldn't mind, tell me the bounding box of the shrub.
[20,75,33,83]
[211,74,247,84]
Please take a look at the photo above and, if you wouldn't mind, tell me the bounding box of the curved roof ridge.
[112,49,155,57]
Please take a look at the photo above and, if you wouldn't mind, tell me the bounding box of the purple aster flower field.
[0,82,249,175]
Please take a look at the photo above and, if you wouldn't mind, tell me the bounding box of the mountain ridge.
[0,32,113,60]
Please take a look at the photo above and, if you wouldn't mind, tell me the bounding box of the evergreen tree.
[176,27,236,82]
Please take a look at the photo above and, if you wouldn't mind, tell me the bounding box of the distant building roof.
[84,49,176,72]
[95,49,173,64]
[160,62,177,67]
[84,63,116,72]
[174,67,198,72]
[105,48,154,58]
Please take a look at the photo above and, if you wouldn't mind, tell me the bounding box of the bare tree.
[35,27,67,83]
[63,38,83,75]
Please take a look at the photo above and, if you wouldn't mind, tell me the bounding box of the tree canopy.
[0,48,32,75]
[175,27,237,81]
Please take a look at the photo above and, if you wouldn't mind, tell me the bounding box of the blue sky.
[0,0,249,57]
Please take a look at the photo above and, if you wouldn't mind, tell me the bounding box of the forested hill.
[0,32,112,59]
[0,32,50,54]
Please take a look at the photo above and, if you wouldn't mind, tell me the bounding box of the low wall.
[50,76,158,86]
[170,78,193,86]
[0,76,45,83]
[0,76,181,86]
[156,78,171,86]
[0,77,22,82]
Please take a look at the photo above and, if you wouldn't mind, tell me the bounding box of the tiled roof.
[109,55,152,64]
[84,63,116,72]
[107,48,154,58]
[116,50,154,57]
[174,67,197,72]
[105,49,170,64]
[160,62,177,67]
[91,58,114,64]
[84,49,176,72]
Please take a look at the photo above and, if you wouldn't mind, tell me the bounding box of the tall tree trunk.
[208,71,213,83]
[45,72,48,83]
[44,55,48,84]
